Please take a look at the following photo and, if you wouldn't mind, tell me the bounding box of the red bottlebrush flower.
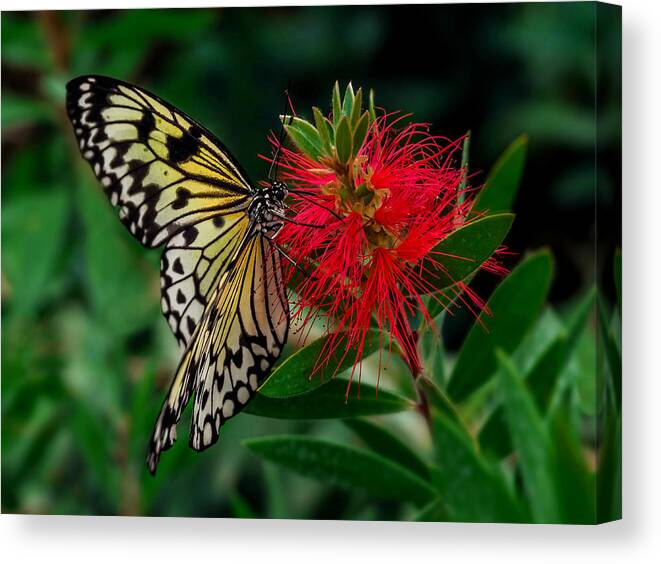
[268,88,501,391]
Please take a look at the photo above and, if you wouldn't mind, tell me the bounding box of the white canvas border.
[2,0,659,562]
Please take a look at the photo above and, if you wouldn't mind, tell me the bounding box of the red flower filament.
[270,109,499,393]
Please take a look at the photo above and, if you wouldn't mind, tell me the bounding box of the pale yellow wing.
[160,211,250,347]
[147,233,289,473]
[66,75,252,248]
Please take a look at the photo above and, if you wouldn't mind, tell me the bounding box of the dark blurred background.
[2,3,620,517]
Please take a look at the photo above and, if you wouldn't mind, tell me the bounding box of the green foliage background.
[2,4,621,521]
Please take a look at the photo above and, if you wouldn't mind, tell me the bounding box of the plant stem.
[414,370,433,433]
[393,313,434,433]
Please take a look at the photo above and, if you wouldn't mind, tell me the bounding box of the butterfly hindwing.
[160,211,251,347]
[147,233,289,473]
[66,75,252,248]
[190,234,288,452]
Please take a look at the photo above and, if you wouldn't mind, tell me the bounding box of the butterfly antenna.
[272,208,325,229]
[269,81,294,182]
[269,240,318,281]
[270,83,344,224]
[288,188,345,222]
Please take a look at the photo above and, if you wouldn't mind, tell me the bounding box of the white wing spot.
[237,387,250,404]
[222,399,235,418]
[203,422,213,446]
[79,92,93,108]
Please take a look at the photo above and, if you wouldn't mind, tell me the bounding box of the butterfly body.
[247,181,288,236]
[66,75,290,473]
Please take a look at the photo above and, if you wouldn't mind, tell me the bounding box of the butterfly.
[66,75,291,474]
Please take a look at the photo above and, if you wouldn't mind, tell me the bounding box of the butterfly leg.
[271,209,325,229]
[286,189,345,221]
[264,235,318,281]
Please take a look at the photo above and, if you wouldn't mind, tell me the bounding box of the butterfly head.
[270,180,288,203]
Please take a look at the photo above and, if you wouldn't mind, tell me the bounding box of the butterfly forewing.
[66,75,252,248]
[67,75,257,344]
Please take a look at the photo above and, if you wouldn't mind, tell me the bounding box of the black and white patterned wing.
[160,211,250,347]
[147,234,289,473]
[66,75,253,248]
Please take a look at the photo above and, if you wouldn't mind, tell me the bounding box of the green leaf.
[246,379,414,419]
[2,189,69,317]
[244,436,436,506]
[312,107,332,153]
[129,363,160,461]
[476,408,510,460]
[513,307,565,376]
[459,131,471,195]
[487,313,564,451]
[350,87,363,127]
[263,463,288,519]
[417,376,471,437]
[549,405,596,524]
[259,330,381,398]
[229,493,258,519]
[414,498,448,522]
[597,408,622,522]
[524,337,569,415]
[425,276,475,320]
[5,400,67,494]
[479,290,595,458]
[597,294,621,411]
[283,116,322,161]
[497,350,561,523]
[473,134,528,214]
[532,290,595,409]
[564,327,598,417]
[342,82,355,118]
[335,116,353,164]
[61,317,123,423]
[431,413,523,522]
[351,112,370,159]
[420,323,446,385]
[344,418,430,481]
[418,213,514,295]
[332,81,342,126]
[71,403,115,498]
[448,250,554,401]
